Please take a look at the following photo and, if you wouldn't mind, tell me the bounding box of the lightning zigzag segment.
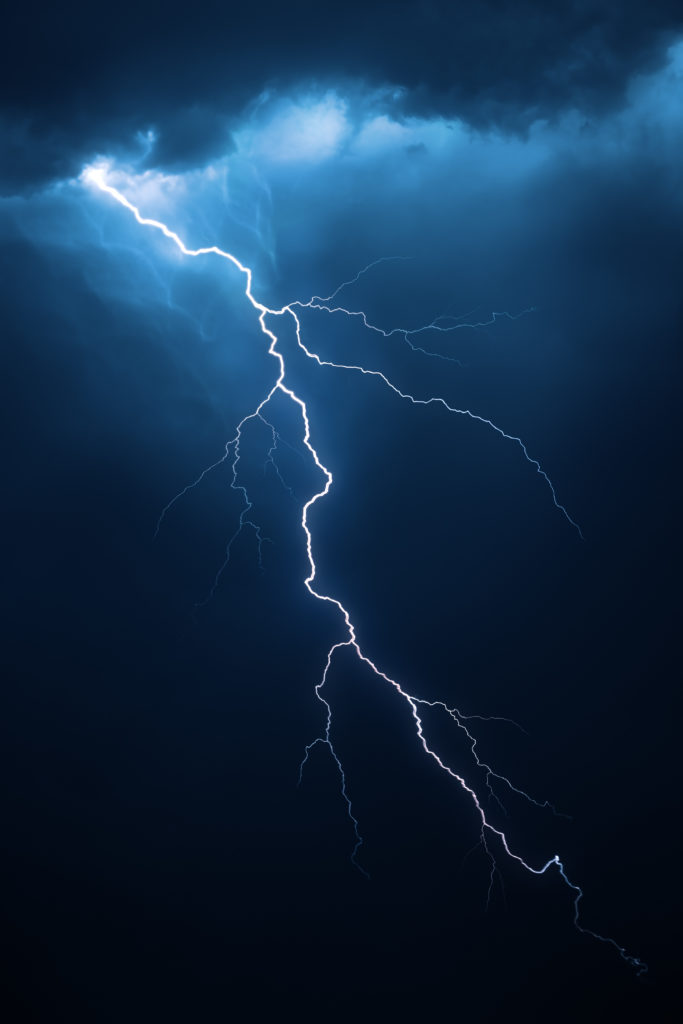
[80,164,643,975]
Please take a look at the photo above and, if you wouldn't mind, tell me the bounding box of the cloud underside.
[2,1,682,192]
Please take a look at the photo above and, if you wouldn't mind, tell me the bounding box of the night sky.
[2,3,682,1020]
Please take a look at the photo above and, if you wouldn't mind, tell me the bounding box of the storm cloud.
[3,0,683,191]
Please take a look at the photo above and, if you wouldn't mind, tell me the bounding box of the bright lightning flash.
[80,161,644,975]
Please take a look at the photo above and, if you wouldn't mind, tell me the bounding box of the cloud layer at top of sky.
[65,37,682,232]
[2,1,683,193]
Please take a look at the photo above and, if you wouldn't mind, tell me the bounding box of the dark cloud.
[141,107,235,171]
[0,113,143,195]
[3,1,682,191]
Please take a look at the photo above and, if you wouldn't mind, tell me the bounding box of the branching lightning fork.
[81,163,644,975]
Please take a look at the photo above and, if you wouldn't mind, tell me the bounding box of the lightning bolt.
[80,162,644,975]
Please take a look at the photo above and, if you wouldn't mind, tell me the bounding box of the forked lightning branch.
[81,162,644,975]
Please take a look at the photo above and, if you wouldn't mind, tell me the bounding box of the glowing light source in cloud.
[237,94,351,164]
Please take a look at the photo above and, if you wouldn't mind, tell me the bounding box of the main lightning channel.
[80,163,643,975]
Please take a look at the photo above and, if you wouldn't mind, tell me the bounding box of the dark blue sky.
[2,4,682,1020]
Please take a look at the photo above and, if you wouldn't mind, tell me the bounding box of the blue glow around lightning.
[80,161,644,975]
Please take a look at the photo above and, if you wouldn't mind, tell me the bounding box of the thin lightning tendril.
[81,164,644,975]
[259,413,296,497]
[304,264,538,365]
